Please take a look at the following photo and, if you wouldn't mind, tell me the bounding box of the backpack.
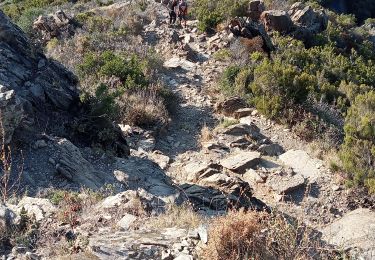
[179,0,187,12]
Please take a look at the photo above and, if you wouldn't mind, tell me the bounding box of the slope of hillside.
[0,0,374,259]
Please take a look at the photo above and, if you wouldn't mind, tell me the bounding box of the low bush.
[340,91,375,193]
[203,209,338,260]
[192,0,248,31]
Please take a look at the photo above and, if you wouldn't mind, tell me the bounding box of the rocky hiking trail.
[90,1,375,259]
[1,0,375,259]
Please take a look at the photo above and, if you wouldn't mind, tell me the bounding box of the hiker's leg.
[169,11,173,24]
[172,12,176,24]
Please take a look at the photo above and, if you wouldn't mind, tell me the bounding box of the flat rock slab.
[321,208,375,257]
[266,173,305,194]
[279,150,322,181]
[221,123,260,137]
[258,143,284,156]
[164,57,195,71]
[221,151,261,174]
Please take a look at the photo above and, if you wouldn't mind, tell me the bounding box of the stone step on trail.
[220,151,261,174]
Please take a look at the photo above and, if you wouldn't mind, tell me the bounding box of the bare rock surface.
[56,139,108,190]
[321,208,375,258]
[279,149,323,181]
[33,10,75,43]
[221,151,261,173]
[261,10,293,33]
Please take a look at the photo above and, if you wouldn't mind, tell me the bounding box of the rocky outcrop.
[0,86,23,144]
[221,151,261,174]
[0,10,79,144]
[228,18,274,52]
[321,208,375,258]
[16,197,56,222]
[56,139,107,190]
[215,97,247,116]
[33,10,75,43]
[261,10,293,33]
[289,2,328,43]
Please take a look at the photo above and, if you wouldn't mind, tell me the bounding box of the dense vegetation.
[197,1,375,192]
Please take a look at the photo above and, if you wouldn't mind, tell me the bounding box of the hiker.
[168,0,178,25]
[178,0,188,28]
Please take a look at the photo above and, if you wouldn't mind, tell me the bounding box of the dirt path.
[142,1,354,230]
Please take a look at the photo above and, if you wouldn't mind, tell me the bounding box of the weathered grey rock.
[17,197,56,222]
[0,204,17,230]
[185,162,221,182]
[261,10,293,33]
[221,123,260,137]
[0,85,24,144]
[114,157,181,203]
[221,151,261,173]
[279,150,323,181]
[202,141,229,152]
[234,108,254,119]
[33,10,75,43]
[33,139,47,149]
[215,97,247,116]
[0,10,78,139]
[174,253,193,260]
[150,151,171,170]
[266,170,305,194]
[117,213,137,230]
[257,143,284,156]
[243,169,267,183]
[197,224,208,244]
[89,227,188,259]
[185,162,209,182]
[321,208,375,257]
[56,139,106,190]
[170,30,180,44]
[164,57,196,71]
[289,2,328,33]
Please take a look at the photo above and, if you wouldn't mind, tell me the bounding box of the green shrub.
[340,91,375,193]
[16,7,43,33]
[192,0,248,31]
[78,51,148,89]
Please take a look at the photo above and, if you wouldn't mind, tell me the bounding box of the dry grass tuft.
[200,124,213,143]
[121,89,170,128]
[203,209,339,260]
[148,203,203,229]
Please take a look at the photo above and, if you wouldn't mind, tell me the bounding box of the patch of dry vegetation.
[200,124,213,143]
[148,203,204,229]
[203,209,339,260]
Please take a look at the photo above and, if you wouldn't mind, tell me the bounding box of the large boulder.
[288,2,328,43]
[215,97,247,116]
[261,10,293,33]
[289,2,328,33]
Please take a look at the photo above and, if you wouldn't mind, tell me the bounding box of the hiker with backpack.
[178,0,188,28]
[167,0,178,25]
